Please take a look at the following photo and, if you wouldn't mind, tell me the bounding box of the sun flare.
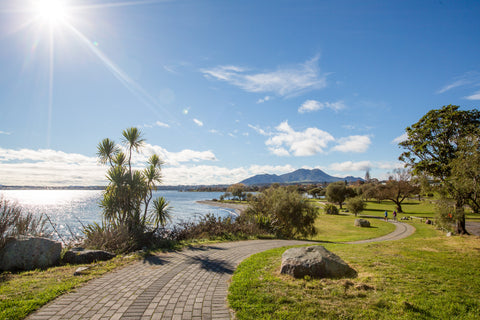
[33,0,70,25]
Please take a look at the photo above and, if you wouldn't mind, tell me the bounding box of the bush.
[246,186,318,238]
[324,204,339,215]
[1,197,48,249]
[345,197,365,216]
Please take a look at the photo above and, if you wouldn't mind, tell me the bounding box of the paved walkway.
[28,221,414,320]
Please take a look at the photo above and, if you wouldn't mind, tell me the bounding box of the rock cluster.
[280,246,357,279]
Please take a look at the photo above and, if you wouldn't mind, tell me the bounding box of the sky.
[0,0,480,186]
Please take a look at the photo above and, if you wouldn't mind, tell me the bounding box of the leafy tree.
[345,197,365,216]
[227,183,246,201]
[399,105,480,234]
[93,127,171,251]
[449,136,480,213]
[307,187,323,199]
[326,181,352,209]
[376,169,419,213]
[246,186,318,238]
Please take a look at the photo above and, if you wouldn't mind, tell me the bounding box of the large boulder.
[0,236,62,271]
[63,248,115,264]
[280,246,357,279]
[354,219,371,227]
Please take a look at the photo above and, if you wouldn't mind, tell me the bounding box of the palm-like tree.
[151,197,171,233]
[97,138,119,166]
[122,127,145,174]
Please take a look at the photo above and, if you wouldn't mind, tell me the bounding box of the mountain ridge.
[239,168,363,186]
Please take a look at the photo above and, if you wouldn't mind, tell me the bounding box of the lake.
[1,190,233,241]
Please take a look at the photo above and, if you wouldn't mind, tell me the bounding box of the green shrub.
[246,186,318,238]
[324,204,339,215]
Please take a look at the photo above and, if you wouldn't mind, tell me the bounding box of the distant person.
[393,210,397,221]
[384,210,388,221]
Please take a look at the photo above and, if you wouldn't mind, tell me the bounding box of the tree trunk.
[456,217,469,235]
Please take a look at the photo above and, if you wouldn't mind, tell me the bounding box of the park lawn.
[0,254,138,320]
[310,213,396,243]
[228,220,480,320]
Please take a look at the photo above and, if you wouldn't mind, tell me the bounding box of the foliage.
[88,127,171,252]
[1,197,48,249]
[399,105,480,233]
[326,181,355,208]
[374,169,419,213]
[345,197,365,216]
[166,213,266,241]
[448,136,480,213]
[246,186,318,238]
[227,183,247,201]
[323,203,339,215]
[307,187,323,199]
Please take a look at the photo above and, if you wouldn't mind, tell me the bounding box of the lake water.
[1,190,233,241]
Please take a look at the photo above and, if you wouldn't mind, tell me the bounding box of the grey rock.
[354,219,371,227]
[63,249,115,264]
[280,246,357,279]
[0,236,62,271]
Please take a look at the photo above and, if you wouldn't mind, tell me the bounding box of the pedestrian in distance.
[393,210,397,221]
[384,210,388,221]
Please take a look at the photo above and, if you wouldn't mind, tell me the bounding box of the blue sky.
[1,0,479,186]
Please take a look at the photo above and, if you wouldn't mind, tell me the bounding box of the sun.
[33,0,70,26]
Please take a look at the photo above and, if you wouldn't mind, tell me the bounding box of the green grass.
[228,220,480,319]
[0,255,138,320]
[310,213,396,243]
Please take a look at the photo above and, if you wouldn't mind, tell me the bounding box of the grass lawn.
[310,213,396,243]
[0,254,138,320]
[228,221,480,319]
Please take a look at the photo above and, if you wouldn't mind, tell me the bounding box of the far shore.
[196,200,248,216]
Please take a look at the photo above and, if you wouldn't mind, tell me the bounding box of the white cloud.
[155,121,170,128]
[298,100,345,113]
[140,143,216,166]
[202,56,327,97]
[248,124,270,136]
[332,135,371,153]
[437,79,471,94]
[266,121,335,156]
[0,131,11,135]
[465,90,480,100]
[193,119,203,127]
[392,133,408,144]
[0,144,218,186]
[329,161,372,172]
[257,96,271,104]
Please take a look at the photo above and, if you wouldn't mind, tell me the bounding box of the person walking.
[393,210,397,221]
[384,210,388,221]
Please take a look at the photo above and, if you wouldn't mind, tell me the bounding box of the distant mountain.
[239,169,363,186]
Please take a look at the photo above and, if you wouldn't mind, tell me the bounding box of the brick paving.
[27,240,314,320]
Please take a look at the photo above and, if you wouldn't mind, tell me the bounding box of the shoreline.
[196,200,248,216]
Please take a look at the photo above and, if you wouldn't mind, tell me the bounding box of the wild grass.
[228,220,480,319]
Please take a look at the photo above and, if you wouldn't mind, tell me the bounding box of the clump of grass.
[0,197,48,249]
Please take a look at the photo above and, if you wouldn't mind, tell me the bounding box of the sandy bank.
[196,200,248,215]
